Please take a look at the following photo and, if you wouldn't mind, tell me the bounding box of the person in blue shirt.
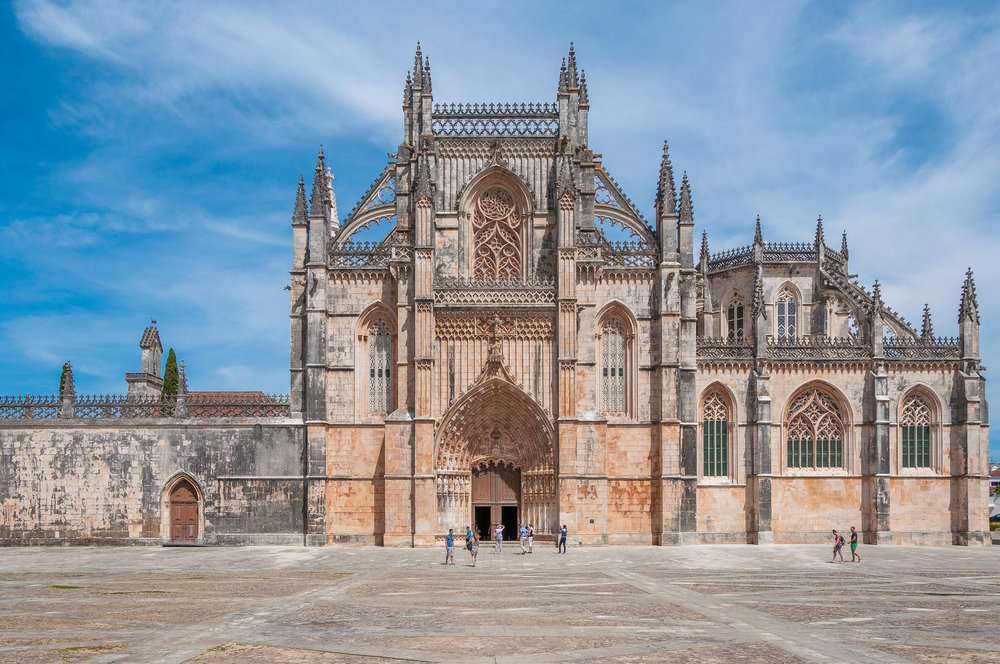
[519,523,529,554]
[558,524,568,554]
[445,529,455,565]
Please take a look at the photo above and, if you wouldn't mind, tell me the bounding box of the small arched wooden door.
[169,479,199,544]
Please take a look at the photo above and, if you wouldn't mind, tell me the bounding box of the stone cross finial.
[921,304,934,339]
[656,140,676,215]
[814,215,824,247]
[841,230,849,261]
[959,267,980,325]
[753,215,763,246]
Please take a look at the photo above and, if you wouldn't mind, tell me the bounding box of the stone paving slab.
[0,544,997,662]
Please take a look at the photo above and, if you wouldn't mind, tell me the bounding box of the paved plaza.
[0,543,998,663]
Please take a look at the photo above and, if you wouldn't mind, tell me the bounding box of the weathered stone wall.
[0,420,305,545]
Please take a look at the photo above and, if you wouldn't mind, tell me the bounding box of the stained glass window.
[777,289,797,341]
[602,318,626,414]
[786,388,845,468]
[901,394,931,468]
[727,295,745,340]
[703,391,729,477]
[368,320,392,414]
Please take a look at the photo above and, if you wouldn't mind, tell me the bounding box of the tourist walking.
[558,524,567,553]
[850,526,862,562]
[494,523,505,552]
[831,529,845,562]
[444,529,455,565]
[469,531,480,566]
[519,523,528,554]
[527,524,534,554]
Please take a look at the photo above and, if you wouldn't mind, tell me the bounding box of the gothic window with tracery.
[702,391,729,477]
[901,394,931,468]
[786,388,845,468]
[473,187,521,280]
[727,295,745,340]
[601,317,627,415]
[368,320,392,414]
[777,288,797,341]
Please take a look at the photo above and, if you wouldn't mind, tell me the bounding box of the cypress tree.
[162,348,179,400]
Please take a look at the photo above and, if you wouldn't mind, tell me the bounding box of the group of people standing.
[444,523,570,566]
[831,526,862,563]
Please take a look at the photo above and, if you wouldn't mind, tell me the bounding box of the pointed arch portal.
[435,376,555,535]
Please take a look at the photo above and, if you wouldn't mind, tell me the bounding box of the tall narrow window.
[368,320,392,414]
[727,295,745,340]
[777,288,797,341]
[901,394,931,468]
[473,187,521,280]
[702,391,729,477]
[601,318,626,415]
[786,388,845,468]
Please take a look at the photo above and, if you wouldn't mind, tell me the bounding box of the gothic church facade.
[0,46,990,546]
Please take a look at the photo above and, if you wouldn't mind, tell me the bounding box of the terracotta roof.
[989,466,1000,478]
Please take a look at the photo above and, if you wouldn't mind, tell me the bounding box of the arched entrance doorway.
[436,372,555,538]
[168,478,200,544]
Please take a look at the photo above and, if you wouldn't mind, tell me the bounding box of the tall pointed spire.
[870,280,883,318]
[678,172,693,224]
[292,175,307,226]
[423,56,432,93]
[579,69,589,104]
[959,268,980,325]
[754,215,763,246]
[814,215,824,247]
[309,146,328,218]
[700,231,709,264]
[414,151,433,201]
[655,141,676,216]
[841,230,849,261]
[59,361,75,398]
[751,265,766,321]
[178,360,188,395]
[567,42,579,87]
[412,42,423,87]
[558,58,568,92]
[921,304,934,339]
[403,70,412,105]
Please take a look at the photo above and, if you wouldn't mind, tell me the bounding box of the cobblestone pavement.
[1,543,998,663]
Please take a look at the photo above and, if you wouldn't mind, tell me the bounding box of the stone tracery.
[473,187,522,280]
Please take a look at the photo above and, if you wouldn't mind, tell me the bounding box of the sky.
[1,1,998,456]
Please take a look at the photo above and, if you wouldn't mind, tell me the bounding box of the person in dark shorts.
[831,529,845,562]
[558,524,568,554]
[850,526,862,562]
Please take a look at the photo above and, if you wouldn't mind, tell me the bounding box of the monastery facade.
[0,46,990,547]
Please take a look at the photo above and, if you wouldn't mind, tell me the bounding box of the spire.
[558,58,568,92]
[178,360,188,395]
[921,304,934,339]
[700,231,709,264]
[423,56,432,93]
[959,268,980,325]
[403,70,412,106]
[412,42,423,87]
[870,280,883,318]
[567,42,579,87]
[326,166,339,230]
[309,146,328,218]
[841,230,849,261]
[414,151,433,201]
[754,215,763,245]
[579,69,589,105]
[678,172,693,225]
[814,215,824,247]
[59,361,75,398]
[655,141,676,216]
[555,157,575,200]
[292,175,307,226]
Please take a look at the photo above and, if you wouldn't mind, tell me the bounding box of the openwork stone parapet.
[433,276,556,306]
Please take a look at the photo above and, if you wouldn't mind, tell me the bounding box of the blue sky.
[1,1,998,456]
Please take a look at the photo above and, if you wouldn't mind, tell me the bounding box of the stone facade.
[0,45,990,546]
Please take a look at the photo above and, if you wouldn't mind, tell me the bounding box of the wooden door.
[169,480,199,544]
[472,465,519,539]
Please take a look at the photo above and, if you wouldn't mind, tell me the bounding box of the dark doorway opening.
[501,505,518,540]
[474,505,491,541]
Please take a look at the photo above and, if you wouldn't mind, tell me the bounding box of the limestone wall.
[0,421,305,545]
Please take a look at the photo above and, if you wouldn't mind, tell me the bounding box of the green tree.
[162,348,179,400]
